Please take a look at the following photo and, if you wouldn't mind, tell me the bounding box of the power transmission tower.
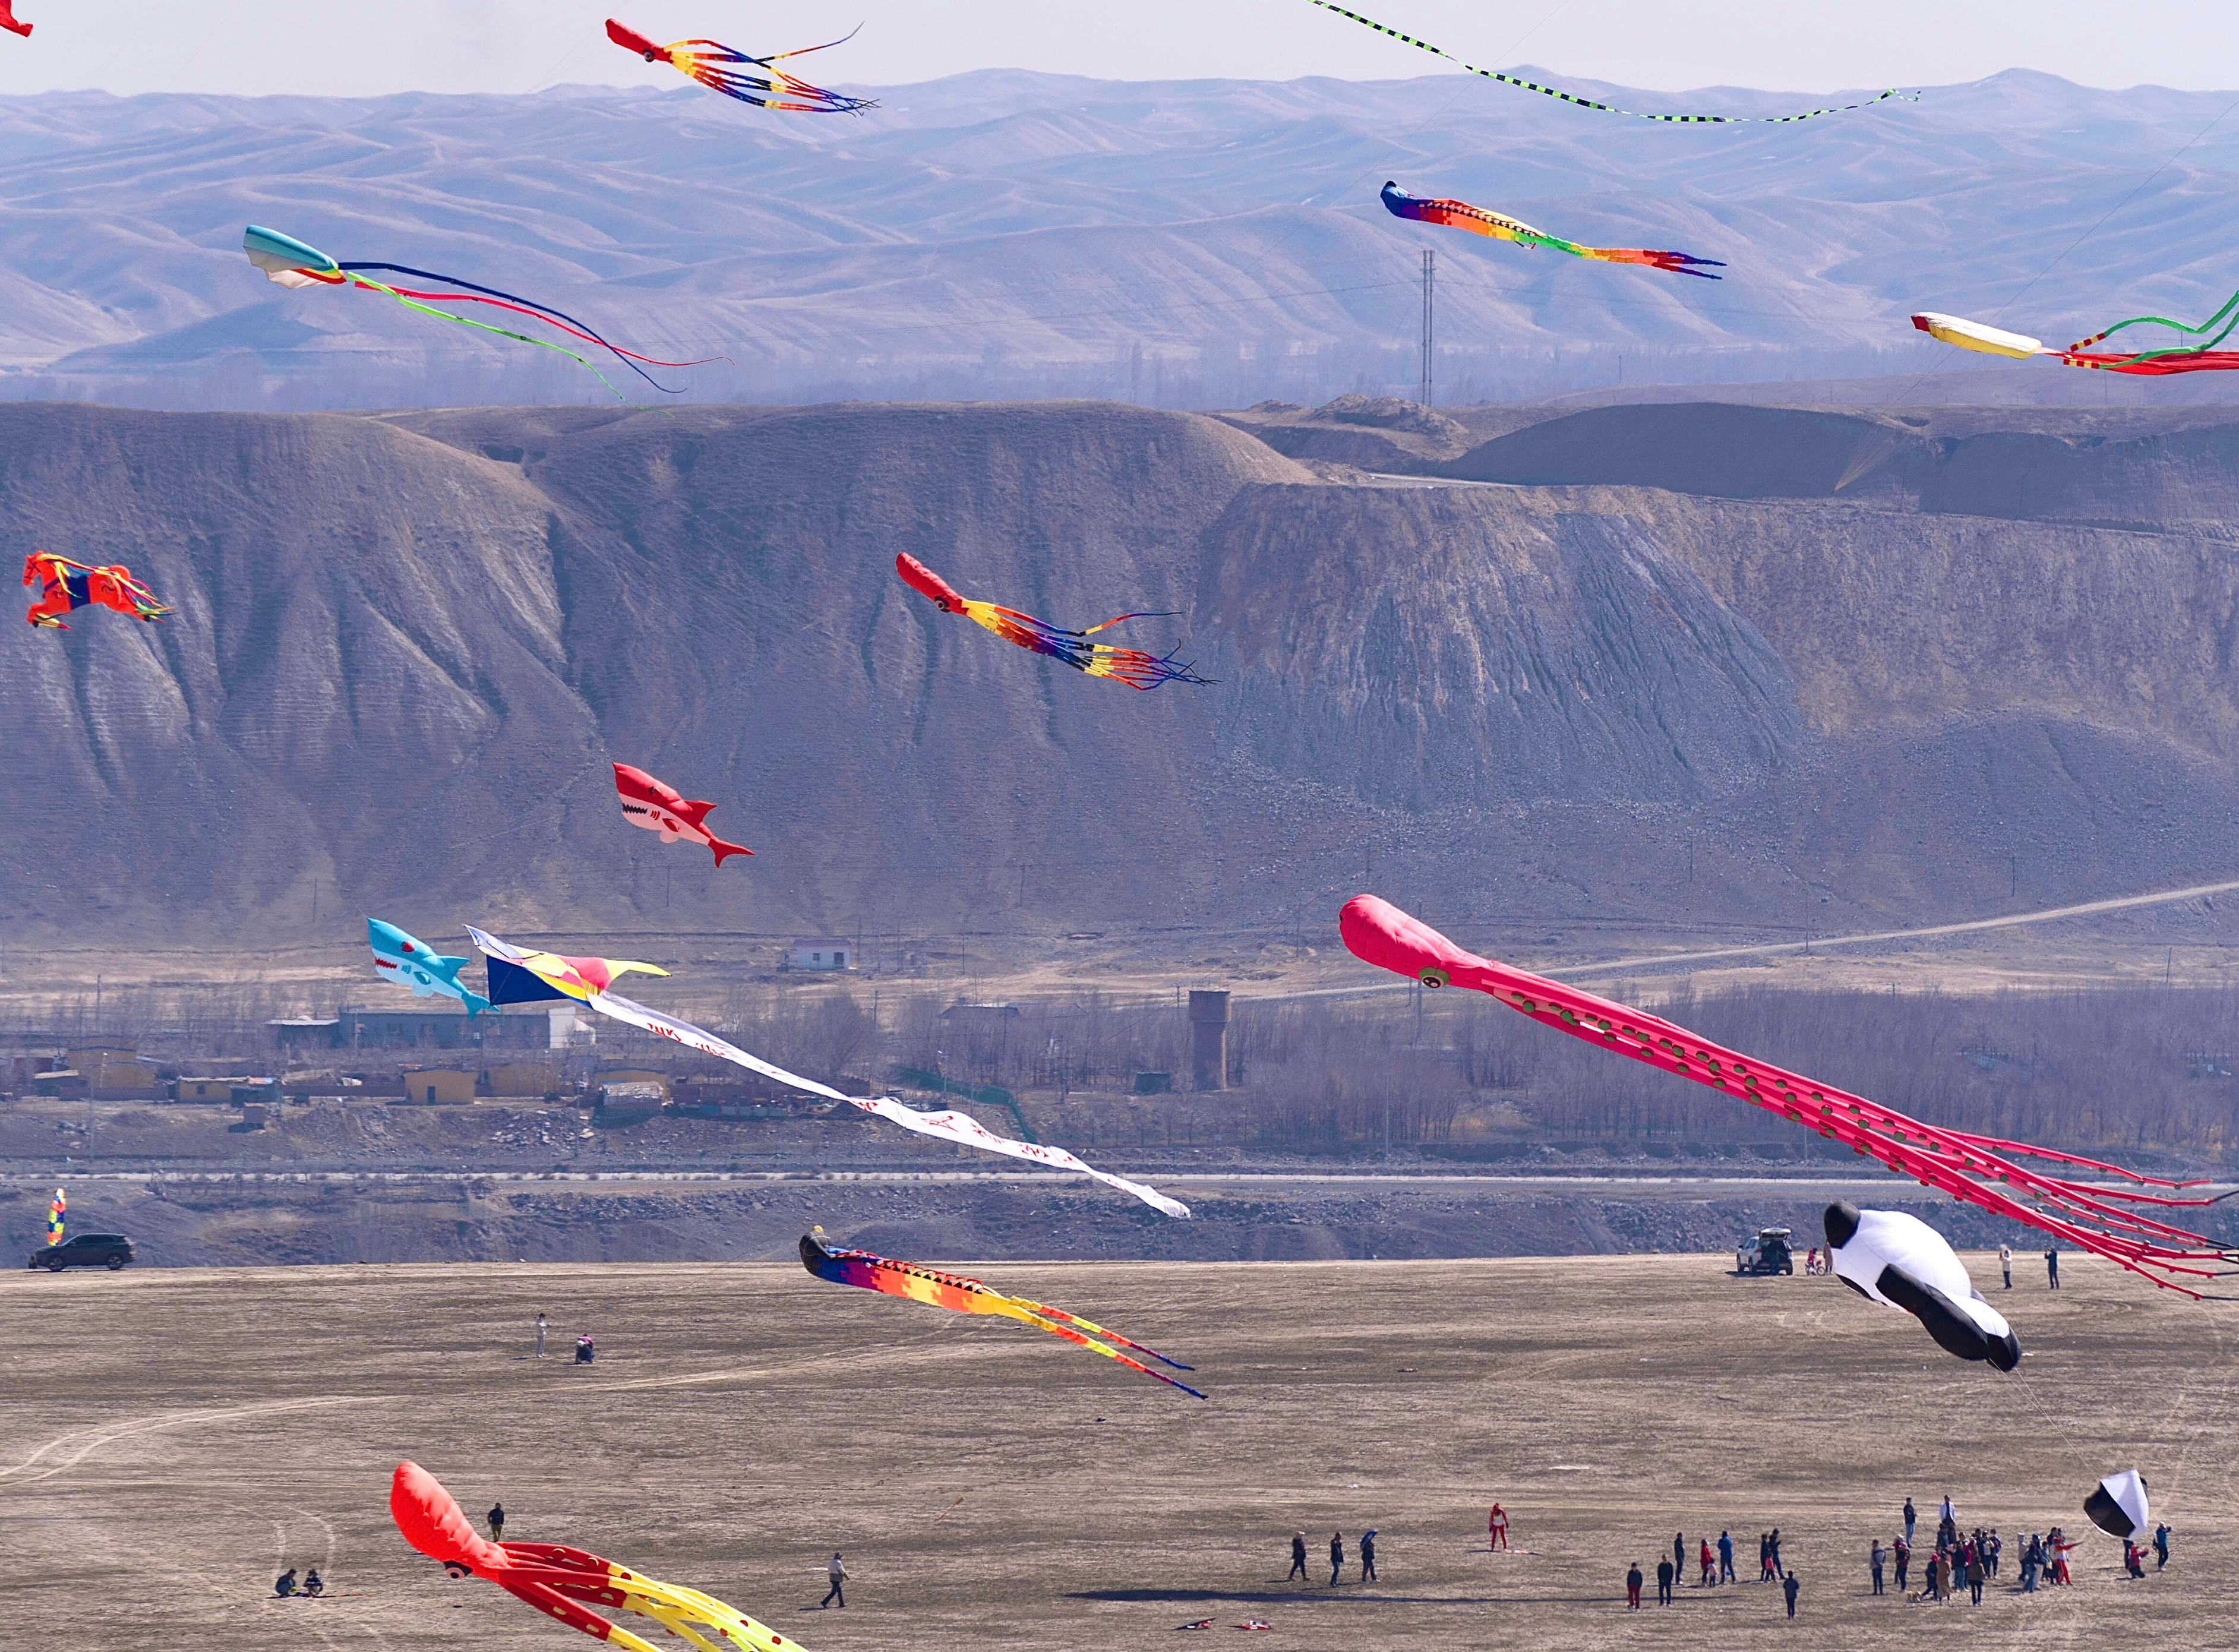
[1419,248,1436,406]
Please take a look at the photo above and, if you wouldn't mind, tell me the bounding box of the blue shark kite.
[367,919,492,1016]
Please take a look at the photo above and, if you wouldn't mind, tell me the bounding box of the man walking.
[821,1552,847,1609]
[1626,1561,1643,1610]
[1783,1572,1800,1619]
[1287,1532,1308,1581]
[1328,1532,1345,1588]
[1999,1243,2013,1289]
[1717,1530,1734,1584]
[1488,1503,1508,1552]
[1359,1530,1377,1584]
[487,1502,506,1542]
[2046,1244,2060,1288]
[535,1313,548,1357]
[1870,1539,1886,1596]
[1656,1556,1674,1606]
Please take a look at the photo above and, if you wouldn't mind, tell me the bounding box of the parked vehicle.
[1733,1227,1794,1276]
[27,1233,135,1271]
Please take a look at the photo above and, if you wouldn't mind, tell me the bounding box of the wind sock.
[46,1188,62,1246]
[23,552,170,629]
[1,4,31,39]
[465,927,1189,1217]
[1309,1,1913,124]
[801,1230,1205,1397]
[392,1460,801,1652]
[896,554,1211,690]
[243,225,722,400]
[1340,894,2239,1296]
[1913,288,2239,375]
[1381,184,1723,279]
[606,18,876,114]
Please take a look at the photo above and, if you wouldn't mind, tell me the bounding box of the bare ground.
[1,1255,2230,1651]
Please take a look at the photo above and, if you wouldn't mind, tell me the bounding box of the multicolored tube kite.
[1340,895,2239,1296]
[801,1230,1205,1397]
[392,1460,800,1652]
[896,554,1211,690]
[46,1187,62,1246]
[1309,1,1913,124]
[465,927,1189,1217]
[606,18,876,114]
[1381,183,1723,279]
[1913,290,2239,375]
[243,225,722,400]
[23,552,171,629]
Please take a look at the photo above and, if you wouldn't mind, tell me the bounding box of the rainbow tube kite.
[1913,289,2239,375]
[392,1461,798,1652]
[606,18,876,115]
[801,1230,1205,1397]
[1309,1,1912,124]
[1340,895,2239,1297]
[896,554,1211,690]
[242,225,721,400]
[23,552,170,629]
[46,1188,62,1246]
[1381,183,1723,280]
[466,927,1189,1217]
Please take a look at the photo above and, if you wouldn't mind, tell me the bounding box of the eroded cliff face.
[4,398,2235,951]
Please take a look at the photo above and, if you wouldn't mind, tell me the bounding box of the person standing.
[1938,1495,1955,1530]
[1287,1531,1308,1581]
[487,1502,506,1542]
[2153,1520,2171,1570]
[822,1552,847,1609]
[2046,1245,2060,1288]
[535,1313,548,1357]
[1999,1243,2013,1289]
[1672,1532,1685,1586]
[1967,1548,1985,1604]
[1626,1562,1643,1610]
[1656,1556,1674,1606]
[1893,1534,1910,1594]
[1768,1527,1785,1580]
[2019,1536,2038,1593]
[1488,1503,1508,1552]
[1903,1497,1916,1546]
[1782,1572,1800,1619]
[1359,1530,1377,1584]
[1870,1539,1886,1596]
[1717,1530,1734,1584]
[1699,1537,1715,1588]
[1328,1532,1344,1588]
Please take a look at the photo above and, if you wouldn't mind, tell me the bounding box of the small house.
[400,1067,478,1105]
[786,938,854,972]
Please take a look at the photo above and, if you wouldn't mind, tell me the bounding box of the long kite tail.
[962,600,1212,689]
[2066,285,2239,362]
[1018,1299,1198,1372]
[340,262,728,381]
[990,1295,1209,1398]
[1338,895,2239,1296]
[1311,1,1913,124]
[669,37,878,113]
[1381,185,1724,278]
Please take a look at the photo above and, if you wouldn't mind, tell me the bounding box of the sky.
[4,0,2239,100]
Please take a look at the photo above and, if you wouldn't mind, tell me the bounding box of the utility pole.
[1419,248,1436,407]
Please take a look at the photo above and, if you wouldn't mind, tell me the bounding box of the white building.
[787,938,854,972]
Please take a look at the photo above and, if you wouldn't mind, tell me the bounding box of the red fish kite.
[0,4,29,40]
[896,554,1210,690]
[612,763,752,865]
[1341,894,2239,1297]
[23,552,170,629]
[391,1461,801,1651]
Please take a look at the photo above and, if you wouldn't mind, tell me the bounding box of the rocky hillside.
[4,397,2237,959]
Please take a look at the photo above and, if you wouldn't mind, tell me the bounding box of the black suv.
[27,1233,134,1271]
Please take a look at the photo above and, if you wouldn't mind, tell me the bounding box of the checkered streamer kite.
[1341,895,2239,1297]
[393,1461,799,1652]
[244,225,722,400]
[801,1231,1205,1397]
[606,18,876,114]
[1915,289,2239,374]
[1309,2,1913,124]
[896,554,1211,690]
[1381,183,1723,279]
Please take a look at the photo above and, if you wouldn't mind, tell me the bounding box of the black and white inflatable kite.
[2085,1470,2150,1540]
[1824,1202,2023,1370]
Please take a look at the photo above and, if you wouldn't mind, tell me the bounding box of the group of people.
[1627,1540,1798,1618]
[1876,1495,2169,1603]
[271,1568,325,1599]
[532,1313,596,1364]
[1284,1529,1377,1585]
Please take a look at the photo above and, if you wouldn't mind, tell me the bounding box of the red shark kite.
[1340,894,2239,1297]
[391,1460,800,1651]
[612,763,752,865]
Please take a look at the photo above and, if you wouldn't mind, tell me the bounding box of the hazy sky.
[5,1,2239,99]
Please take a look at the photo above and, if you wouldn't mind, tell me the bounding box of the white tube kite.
[2085,1470,2150,1541]
[1824,1202,2021,1370]
[1910,312,2048,359]
[465,927,1188,1218]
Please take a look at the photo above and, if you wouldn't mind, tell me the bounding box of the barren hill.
[4,396,2237,969]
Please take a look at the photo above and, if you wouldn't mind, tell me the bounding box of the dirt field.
[1,1254,2229,1651]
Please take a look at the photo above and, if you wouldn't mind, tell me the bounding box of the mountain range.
[5,68,2239,408]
